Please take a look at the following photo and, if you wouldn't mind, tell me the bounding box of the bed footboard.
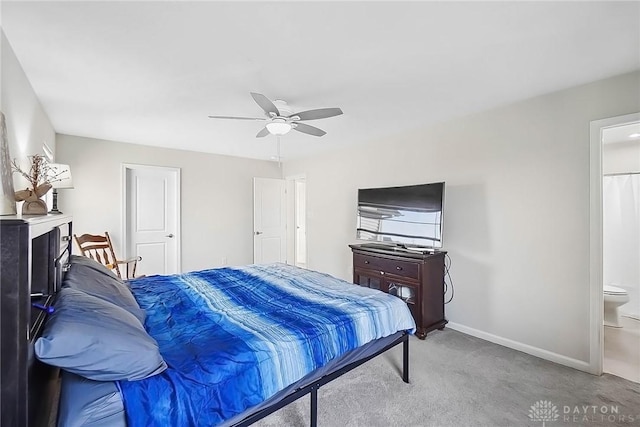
[234,331,410,427]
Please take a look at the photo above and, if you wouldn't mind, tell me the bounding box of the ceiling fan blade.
[250,92,280,116]
[290,108,343,121]
[256,127,270,138]
[293,122,326,137]
[208,115,266,121]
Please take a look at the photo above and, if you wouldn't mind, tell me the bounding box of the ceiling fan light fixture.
[266,121,292,135]
[209,92,341,138]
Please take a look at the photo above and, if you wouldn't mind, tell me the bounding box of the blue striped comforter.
[119,263,415,426]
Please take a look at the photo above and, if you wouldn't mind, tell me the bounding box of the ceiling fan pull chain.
[277,135,282,169]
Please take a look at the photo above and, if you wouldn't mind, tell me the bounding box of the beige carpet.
[255,329,640,427]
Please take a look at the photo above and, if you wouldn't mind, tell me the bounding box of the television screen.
[356,182,445,248]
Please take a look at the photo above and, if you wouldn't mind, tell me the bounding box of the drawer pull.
[61,236,71,242]
[364,260,369,264]
[396,266,403,271]
[380,271,385,275]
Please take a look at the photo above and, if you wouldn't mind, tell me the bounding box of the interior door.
[124,164,180,276]
[253,177,286,264]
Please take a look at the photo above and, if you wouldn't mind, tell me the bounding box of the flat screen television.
[356,182,445,249]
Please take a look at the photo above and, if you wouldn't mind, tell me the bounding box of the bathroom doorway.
[590,113,640,383]
[602,123,640,382]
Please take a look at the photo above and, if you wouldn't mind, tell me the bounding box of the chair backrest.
[73,232,123,278]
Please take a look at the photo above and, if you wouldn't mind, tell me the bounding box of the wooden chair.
[74,232,142,280]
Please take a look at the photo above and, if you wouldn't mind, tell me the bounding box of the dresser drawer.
[353,253,419,279]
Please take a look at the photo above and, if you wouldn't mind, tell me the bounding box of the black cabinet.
[1,214,72,427]
[350,244,447,339]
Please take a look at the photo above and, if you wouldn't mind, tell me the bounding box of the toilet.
[604,284,630,328]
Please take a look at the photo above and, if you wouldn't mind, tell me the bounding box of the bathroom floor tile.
[604,316,640,383]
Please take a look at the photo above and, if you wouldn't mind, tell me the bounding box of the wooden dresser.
[0,214,72,427]
[349,244,447,339]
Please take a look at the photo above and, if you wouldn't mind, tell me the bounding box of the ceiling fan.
[208,93,343,138]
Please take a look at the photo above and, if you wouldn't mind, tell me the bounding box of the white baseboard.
[446,322,593,374]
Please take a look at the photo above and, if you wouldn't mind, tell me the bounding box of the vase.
[15,183,51,215]
[22,196,48,215]
[0,112,17,215]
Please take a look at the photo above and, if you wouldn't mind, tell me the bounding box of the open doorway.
[590,113,640,382]
[286,175,307,268]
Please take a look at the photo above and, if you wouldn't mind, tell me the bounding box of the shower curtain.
[603,173,640,320]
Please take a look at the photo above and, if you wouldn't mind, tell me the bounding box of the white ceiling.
[2,1,639,161]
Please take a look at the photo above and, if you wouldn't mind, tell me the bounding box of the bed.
[35,256,416,426]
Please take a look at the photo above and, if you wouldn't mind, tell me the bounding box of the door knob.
[166,234,174,238]
[255,231,263,235]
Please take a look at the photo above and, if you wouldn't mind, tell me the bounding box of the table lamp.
[48,163,73,214]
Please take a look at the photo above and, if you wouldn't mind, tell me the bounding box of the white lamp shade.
[266,121,292,135]
[48,163,74,189]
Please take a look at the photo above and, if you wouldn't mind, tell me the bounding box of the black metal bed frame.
[234,331,410,427]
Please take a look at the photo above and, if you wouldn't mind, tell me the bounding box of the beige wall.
[1,31,56,190]
[284,71,640,366]
[56,134,281,272]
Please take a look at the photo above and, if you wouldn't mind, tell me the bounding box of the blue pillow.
[69,254,122,280]
[35,288,167,381]
[57,370,126,427]
[64,255,146,323]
